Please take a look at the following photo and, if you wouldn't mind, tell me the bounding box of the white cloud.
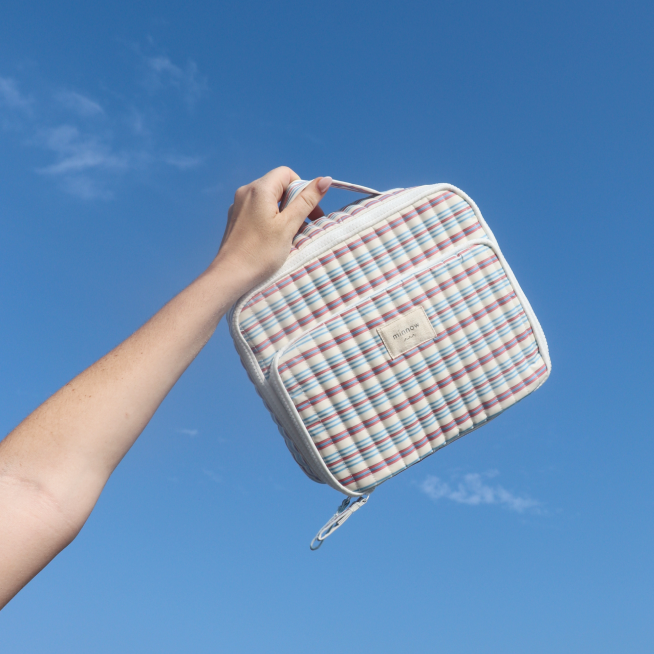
[125,107,147,135]
[2,51,207,200]
[420,471,541,514]
[35,125,129,175]
[163,154,204,169]
[61,176,113,200]
[203,468,222,483]
[144,55,207,106]
[178,428,199,436]
[55,90,104,117]
[31,125,134,199]
[0,76,31,110]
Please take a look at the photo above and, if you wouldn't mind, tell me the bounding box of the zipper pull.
[310,494,370,550]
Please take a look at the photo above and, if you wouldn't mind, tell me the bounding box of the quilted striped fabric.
[239,188,487,378]
[290,188,407,251]
[231,181,550,494]
[275,244,547,492]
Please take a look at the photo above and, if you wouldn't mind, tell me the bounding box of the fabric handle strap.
[280,178,380,211]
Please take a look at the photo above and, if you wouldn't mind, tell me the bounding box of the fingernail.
[317,176,332,193]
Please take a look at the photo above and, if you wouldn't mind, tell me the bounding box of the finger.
[258,166,301,204]
[307,204,325,221]
[280,177,332,233]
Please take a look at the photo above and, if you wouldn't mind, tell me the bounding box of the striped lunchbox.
[229,179,551,548]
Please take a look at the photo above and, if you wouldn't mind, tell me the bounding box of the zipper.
[228,183,552,491]
[267,237,551,493]
[230,184,457,387]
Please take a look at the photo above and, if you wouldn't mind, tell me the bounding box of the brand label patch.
[377,306,436,359]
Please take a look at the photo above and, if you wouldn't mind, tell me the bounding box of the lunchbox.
[229,178,551,547]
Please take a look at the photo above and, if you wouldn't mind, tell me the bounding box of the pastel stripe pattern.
[239,188,487,378]
[276,245,547,492]
[290,188,407,251]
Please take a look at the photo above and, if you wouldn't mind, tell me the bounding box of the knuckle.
[248,182,262,199]
[271,165,298,186]
[296,194,314,212]
[303,188,320,206]
[235,182,260,202]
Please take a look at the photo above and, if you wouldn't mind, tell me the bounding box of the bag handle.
[280,178,380,211]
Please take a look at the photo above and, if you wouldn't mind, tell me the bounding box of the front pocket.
[272,243,549,493]
[238,187,485,379]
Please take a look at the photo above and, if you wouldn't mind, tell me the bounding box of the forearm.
[0,167,330,609]
[1,258,251,509]
[0,258,252,604]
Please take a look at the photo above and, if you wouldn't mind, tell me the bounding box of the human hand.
[211,166,332,293]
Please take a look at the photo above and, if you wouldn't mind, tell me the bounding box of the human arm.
[0,167,332,608]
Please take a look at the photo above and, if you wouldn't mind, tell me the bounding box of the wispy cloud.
[36,125,129,175]
[178,428,199,436]
[55,90,104,117]
[125,107,147,135]
[420,471,542,514]
[60,176,114,201]
[1,46,207,200]
[203,468,222,483]
[31,124,135,199]
[0,76,31,110]
[163,154,204,169]
[144,55,207,106]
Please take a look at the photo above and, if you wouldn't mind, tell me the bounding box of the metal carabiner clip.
[309,494,370,551]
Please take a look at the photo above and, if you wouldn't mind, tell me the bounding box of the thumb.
[280,176,332,233]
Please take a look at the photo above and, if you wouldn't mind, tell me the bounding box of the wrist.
[203,252,265,305]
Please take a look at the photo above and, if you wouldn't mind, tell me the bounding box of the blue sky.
[1,0,653,651]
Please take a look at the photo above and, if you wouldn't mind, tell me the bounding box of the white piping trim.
[228,184,551,491]
[268,239,551,495]
[229,186,445,489]
[230,185,448,387]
